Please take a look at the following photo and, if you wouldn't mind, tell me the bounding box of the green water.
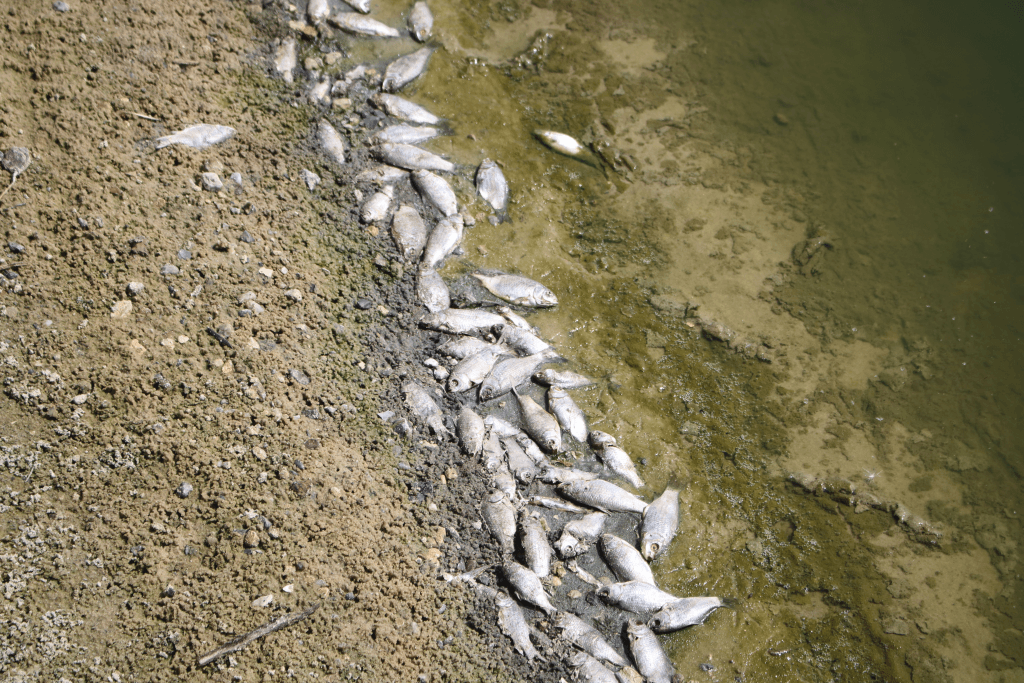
[337,0,1023,679]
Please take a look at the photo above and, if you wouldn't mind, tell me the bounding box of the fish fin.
[721,597,739,609]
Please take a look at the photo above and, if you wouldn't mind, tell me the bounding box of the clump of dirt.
[0,1,566,681]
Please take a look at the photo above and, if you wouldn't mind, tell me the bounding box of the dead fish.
[412,169,458,216]
[318,121,346,166]
[479,349,560,401]
[376,142,454,173]
[503,437,537,484]
[408,1,433,42]
[356,164,408,185]
[495,592,542,660]
[497,306,531,331]
[481,430,504,471]
[274,38,297,83]
[472,272,557,307]
[527,495,588,514]
[556,512,607,558]
[640,488,679,561]
[649,597,724,633]
[329,12,400,37]
[518,513,552,577]
[597,445,644,490]
[555,613,630,669]
[416,265,449,313]
[514,388,562,453]
[588,430,617,448]
[154,124,235,150]
[558,480,647,514]
[481,489,516,555]
[402,381,448,436]
[483,415,520,437]
[597,581,680,614]
[360,185,393,223]
[547,386,587,442]
[475,159,509,212]
[448,344,504,393]
[535,129,584,157]
[498,325,551,356]
[382,47,433,92]
[626,620,675,683]
[567,650,618,683]
[421,215,464,269]
[538,466,598,485]
[391,205,427,260]
[534,368,594,390]
[457,406,485,456]
[566,560,604,589]
[372,93,440,124]
[342,0,370,12]
[438,336,491,359]
[492,464,517,501]
[372,124,440,145]
[599,534,655,585]
[307,0,330,24]
[501,562,556,615]
[515,432,548,465]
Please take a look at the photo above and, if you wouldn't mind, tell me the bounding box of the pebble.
[289,368,311,385]
[126,282,145,297]
[284,288,303,302]
[70,393,88,405]
[175,482,193,498]
[52,1,70,11]
[301,169,321,191]
[355,298,372,310]
[240,230,255,243]
[243,529,260,548]
[110,300,132,318]
[252,594,274,608]
[200,172,223,191]
[177,249,192,260]
[8,242,25,254]
[160,264,179,275]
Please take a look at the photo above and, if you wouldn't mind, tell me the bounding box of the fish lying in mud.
[372,124,440,145]
[472,272,557,307]
[481,489,517,555]
[390,205,427,260]
[479,350,560,401]
[547,386,587,442]
[534,129,584,157]
[599,534,655,585]
[402,382,448,436]
[448,344,505,393]
[496,592,542,660]
[408,1,433,42]
[556,511,607,558]
[416,265,449,312]
[649,597,724,633]
[534,368,594,389]
[514,388,561,453]
[554,613,629,668]
[595,443,644,489]
[518,513,552,577]
[412,169,458,216]
[558,479,647,514]
[627,619,675,683]
[376,142,454,172]
[501,561,556,615]
[372,93,441,124]
[421,307,505,335]
[360,186,393,223]
[640,488,679,561]
[155,124,235,150]
[382,47,433,92]
[597,581,680,613]
[329,13,400,37]
[475,159,509,213]
[421,215,463,268]
[318,121,347,166]
[456,406,485,456]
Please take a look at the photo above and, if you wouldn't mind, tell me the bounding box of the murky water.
[332,0,1023,679]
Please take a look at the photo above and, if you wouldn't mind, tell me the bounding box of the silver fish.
[360,185,393,223]
[555,613,629,669]
[356,164,408,185]
[503,437,537,484]
[155,124,235,150]
[599,534,655,585]
[402,381,447,436]
[391,205,427,261]
[274,37,297,83]
[475,158,509,212]
[535,368,594,390]
[597,445,644,489]
[479,350,560,401]
[515,432,548,465]
[649,597,724,633]
[372,124,440,145]
[558,480,647,514]
[597,581,680,613]
[640,488,679,561]
[318,121,346,166]
[448,344,504,393]
[472,272,557,307]
[588,430,617,448]
[547,386,587,443]
[483,414,520,437]
[518,513,551,577]
[481,430,504,471]
[535,129,585,157]
[456,406,485,456]
[495,592,541,660]
[626,620,675,683]
[420,307,505,336]
[527,495,588,514]
[501,562,556,615]
[421,215,464,269]
[412,169,458,216]
[372,93,440,124]
[492,464,517,501]
[514,388,561,453]
[498,326,551,356]
[557,512,607,559]
[567,560,604,589]
[382,47,433,92]
[438,336,491,359]
[497,306,532,331]
[329,12,400,37]
[408,1,433,42]
[376,142,454,173]
[538,466,598,485]
[416,265,449,313]
[567,651,618,683]
[342,0,370,12]
[307,0,330,24]
[481,489,516,555]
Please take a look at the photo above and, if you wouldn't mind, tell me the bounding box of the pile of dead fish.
[269,3,724,681]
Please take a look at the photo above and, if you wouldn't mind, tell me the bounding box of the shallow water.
[344,0,1022,679]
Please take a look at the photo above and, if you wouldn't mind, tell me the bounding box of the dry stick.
[0,174,19,204]
[196,601,320,668]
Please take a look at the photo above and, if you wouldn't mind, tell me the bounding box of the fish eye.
[651,543,661,554]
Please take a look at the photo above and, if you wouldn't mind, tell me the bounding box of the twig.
[132,112,161,122]
[205,326,233,348]
[197,601,320,668]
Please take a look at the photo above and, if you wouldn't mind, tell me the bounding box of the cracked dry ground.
[0,1,533,681]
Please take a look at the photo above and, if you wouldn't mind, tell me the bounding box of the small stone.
[774,112,789,126]
[230,172,243,187]
[160,264,179,276]
[175,482,193,498]
[700,663,715,672]
[355,298,372,310]
[432,367,449,381]
[71,393,89,405]
[126,282,145,297]
[289,368,311,385]
[252,594,274,608]
[304,56,323,71]
[162,585,176,598]
[202,159,224,174]
[177,249,192,260]
[110,300,133,318]
[283,584,295,593]
[52,1,70,11]
[7,242,25,254]
[284,289,303,302]
[300,169,320,191]
[239,230,255,243]
[249,302,265,315]
[200,172,223,191]
[567,589,582,599]
[243,529,260,548]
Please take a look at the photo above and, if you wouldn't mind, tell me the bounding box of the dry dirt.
[0,1,565,681]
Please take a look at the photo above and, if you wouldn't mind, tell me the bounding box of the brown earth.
[0,1,564,681]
